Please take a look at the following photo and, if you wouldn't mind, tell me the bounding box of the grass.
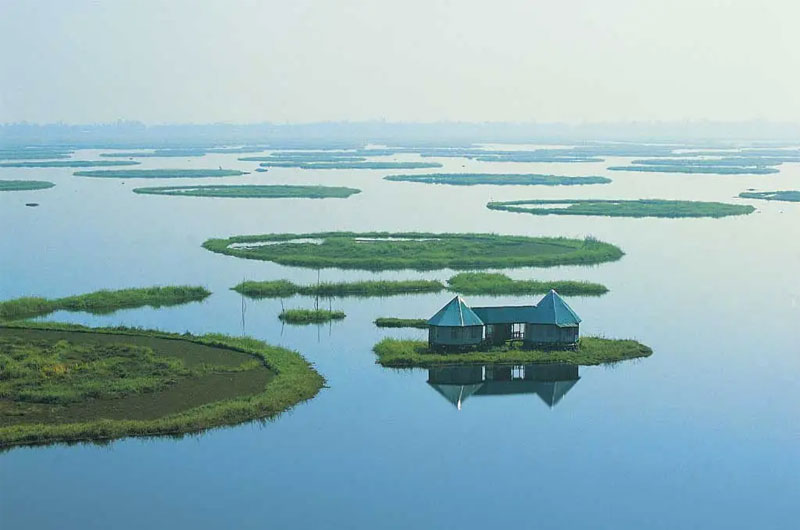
[0,180,55,192]
[0,286,211,321]
[240,155,368,163]
[629,157,788,167]
[373,337,652,368]
[234,279,445,298]
[0,160,140,168]
[487,199,755,218]
[74,169,247,179]
[383,173,611,186]
[257,161,443,169]
[374,318,428,329]
[447,272,608,296]
[278,309,346,324]
[100,149,208,158]
[203,232,624,271]
[132,185,361,199]
[607,165,779,175]
[739,190,800,202]
[0,322,324,448]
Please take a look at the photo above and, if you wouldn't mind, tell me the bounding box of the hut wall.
[524,324,579,344]
[429,325,483,346]
[486,323,512,345]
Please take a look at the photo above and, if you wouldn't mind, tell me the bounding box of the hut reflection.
[427,363,580,410]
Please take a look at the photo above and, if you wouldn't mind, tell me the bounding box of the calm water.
[1,148,799,529]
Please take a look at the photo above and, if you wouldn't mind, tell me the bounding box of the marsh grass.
[447,272,608,296]
[203,232,624,271]
[132,184,361,199]
[0,160,140,168]
[234,279,445,298]
[0,322,324,448]
[257,161,442,169]
[0,180,55,192]
[487,199,755,218]
[384,173,611,186]
[0,286,211,321]
[739,190,800,202]
[74,169,247,178]
[607,165,778,175]
[278,309,346,324]
[373,337,652,367]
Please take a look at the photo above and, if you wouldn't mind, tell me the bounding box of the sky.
[1,0,799,125]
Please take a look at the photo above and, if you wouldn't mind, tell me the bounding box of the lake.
[1,148,799,529]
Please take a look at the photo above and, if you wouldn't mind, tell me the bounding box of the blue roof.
[427,296,484,327]
[428,290,581,328]
[472,305,538,325]
[528,290,582,327]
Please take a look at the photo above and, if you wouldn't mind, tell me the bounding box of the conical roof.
[531,289,581,327]
[427,296,484,327]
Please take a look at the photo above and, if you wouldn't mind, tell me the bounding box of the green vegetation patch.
[0,180,55,192]
[373,337,652,368]
[74,169,247,179]
[629,157,789,167]
[0,286,211,321]
[278,309,346,324]
[132,184,361,199]
[607,164,778,175]
[739,190,800,202]
[487,199,754,218]
[447,272,608,296]
[234,279,444,298]
[0,160,140,168]
[203,232,624,271]
[374,318,428,329]
[383,173,611,186]
[240,155,367,163]
[258,161,442,170]
[0,323,324,448]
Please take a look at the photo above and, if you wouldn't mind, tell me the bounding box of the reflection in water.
[427,364,580,410]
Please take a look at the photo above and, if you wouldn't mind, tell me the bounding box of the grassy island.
[240,155,368,163]
[607,164,778,175]
[487,199,755,218]
[132,185,361,199]
[0,323,324,448]
[234,279,444,298]
[0,160,140,168]
[202,232,624,271]
[383,173,611,186]
[447,272,608,296]
[739,190,800,202]
[373,337,652,368]
[0,286,211,321]
[74,169,247,179]
[0,180,55,192]
[0,148,73,161]
[258,161,442,170]
[374,318,428,329]
[278,309,345,324]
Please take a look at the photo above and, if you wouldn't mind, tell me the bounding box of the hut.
[523,290,581,347]
[427,296,484,349]
[427,290,581,349]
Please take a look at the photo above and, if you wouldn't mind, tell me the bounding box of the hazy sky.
[1,0,799,124]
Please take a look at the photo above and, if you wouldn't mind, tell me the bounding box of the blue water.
[1,148,799,529]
